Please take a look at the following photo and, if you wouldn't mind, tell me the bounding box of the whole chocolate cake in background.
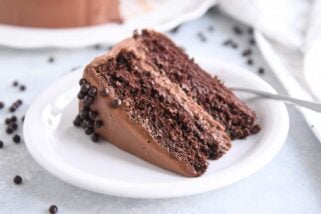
[0,0,121,28]
[73,29,260,177]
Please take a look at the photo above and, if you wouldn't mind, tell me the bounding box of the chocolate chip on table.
[242,49,252,57]
[249,38,256,45]
[111,98,122,108]
[233,26,243,35]
[13,175,22,184]
[207,25,214,32]
[91,133,100,142]
[258,67,265,74]
[20,85,26,91]
[0,140,3,148]
[247,59,253,65]
[13,81,19,87]
[6,127,14,134]
[49,205,58,214]
[197,32,207,42]
[101,88,109,96]
[48,56,55,63]
[0,101,4,110]
[13,134,21,143]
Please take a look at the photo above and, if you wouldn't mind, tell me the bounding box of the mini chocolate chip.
[13,134,21,143]
[0,101,4,109]
[83,96,94,106]
[0,141,3,148]
[94,120,103,128]
[13,81,18,87]
[49,205,58,214]
[20,85,26,91]
[11,116,17,122]
[101,88,109,96]
[84,127,94,135]
[83,120,94,128]
[233,26,243,35]
[88,111,98,119]
[80,83,90,93]
[10,123,18,130]
[88,87,97,97]
[77,91,86,100]
[79,78,86,86]
[91,133,100,142]
[13,175,22,184]
[242,49,252,57]
[5,118,11,125]
[249,38,256,45]
[247,59,253,65]
[111,99,122,108]
[48,56,55,63]
[73,115,82,127]
[258,67,265,74]
[231,43,238,49]
[223,39,233,46]
[197,32,207,42]
[6,127,14,134]
[21,116,25,122]
[9,106,16,112]
[16,99,23,105]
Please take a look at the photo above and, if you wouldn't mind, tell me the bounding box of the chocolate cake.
[0,0,121,28]
[74,29,260,177]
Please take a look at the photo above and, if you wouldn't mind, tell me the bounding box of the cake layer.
[133,30,260,139]
[0,0,121,28]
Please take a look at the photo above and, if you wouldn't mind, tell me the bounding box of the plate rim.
[23,58,289,198]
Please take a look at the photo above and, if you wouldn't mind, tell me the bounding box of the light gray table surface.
[0,9,320,214]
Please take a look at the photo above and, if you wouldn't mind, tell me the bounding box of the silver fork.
[231,87,321,113]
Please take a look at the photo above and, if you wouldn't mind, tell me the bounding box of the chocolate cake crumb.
[49,205,58,214]
[133,29,139,39]
[48,56,55,63]
[258,67,265,74]
[0,141,3,148]
[13,134,21,143]
[101,88,110,96]
[233,26,243,35]
[13,175,22,184]
[111,98,122,108]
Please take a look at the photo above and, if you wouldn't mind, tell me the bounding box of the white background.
[0,9,320,213]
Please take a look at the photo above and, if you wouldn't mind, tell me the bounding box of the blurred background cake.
[0,0,122,28]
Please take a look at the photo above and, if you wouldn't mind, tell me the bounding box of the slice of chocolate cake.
[74,29,259,177]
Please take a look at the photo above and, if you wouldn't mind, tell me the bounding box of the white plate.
[23,58,289,198]
[0,0,216,49]
[255,31,321,143]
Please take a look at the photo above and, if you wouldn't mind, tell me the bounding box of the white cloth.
[218,0,321,143]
